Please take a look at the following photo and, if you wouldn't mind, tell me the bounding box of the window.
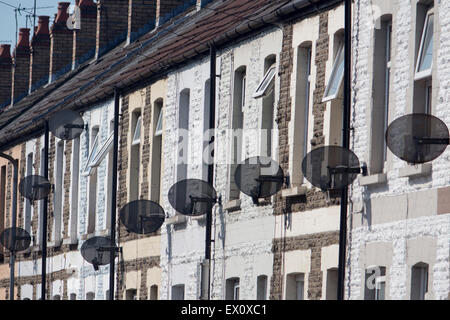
[130,112,141,202]
[171,284,185,300]
[105,120,114,230]
[286,273,304,300]
[260,56,276,158]
[132,116,142,146]
[415,9,434,80]
[370,16,392,174]
[229,67,245,201]
[54,141,64,243]
[202,80,212,182]
[150,285,158,300]
[24,153,33,233]
[256,275,267,300]
[254,66,276,98]
[151,101,163,203]
[323,42,344,101]
[411,263,428,300]
[154,108,163,137]
[292,44,312,185]
[177,89,190,183]
[86,292,95,300]
[70,293,77,300]
[125,289,137,300]
[70,137,80,241]
[413,4,434,114]
[226,278,240,300]
[53,295,61,300]
[364,266,386,300]
[325,268,338,300]
[87,127,99,234]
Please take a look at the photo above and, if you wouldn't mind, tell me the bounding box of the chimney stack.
[50,2,73,82]
[0,44,12,106]
[96,0,129,58]
[29,16,50,92]
[127,0,157,43]
[11,28,30,103]
[156,0,186,26]
[73,0,97,68]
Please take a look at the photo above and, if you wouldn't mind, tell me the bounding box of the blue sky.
[0,0,66,47]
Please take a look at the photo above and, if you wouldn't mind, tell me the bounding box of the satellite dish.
[302,146,365,191]
[119,200,165,235]
[19,175,52,201]
[168,179,217,216]
[234,156,284,203]
[386,113,449,164]
[80,236,118,271]
[49,110,86,141]
[0,227,31,252]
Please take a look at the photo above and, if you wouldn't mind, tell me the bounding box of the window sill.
[359,173,387,186]
[281,186,307,198]
[223,199,241,212]
[80,233,97,241]
[48,239,63,248]
[398,163,432,178]
[191,215,206,221]
[63,237,78,246]
[32,245,42,253]
[166,214,188,225]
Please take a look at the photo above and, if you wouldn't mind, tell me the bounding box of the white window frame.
[233,281,240,300]
[375,275,386,300]
[154,109,163,137]
[295,274,305,300]
[83,132,114,176]
[415,8,434,81]
[132,115,142,145]
[383,22,392,163]
[241,75,246,108]
[253,65,276,98]
[323,42,345,102]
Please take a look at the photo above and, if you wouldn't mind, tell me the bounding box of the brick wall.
[73,0,97,67]
[0,45,12,105]
[29,16,50,92]
[12,28,30,103]
[128,0,157,41]
[96,0,129,57]
[50,2,73,81]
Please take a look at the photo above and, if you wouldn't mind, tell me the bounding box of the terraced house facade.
[0,0,447,300]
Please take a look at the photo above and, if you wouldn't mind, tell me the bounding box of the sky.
[0,0,72,48]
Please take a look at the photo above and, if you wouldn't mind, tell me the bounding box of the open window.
[323,42,344,102]
[413,3,434,115]
[154,108,163,137]
[254,65,276,98]
[132,115,142,146]
[415,8,434,80]
[151,100,164,203]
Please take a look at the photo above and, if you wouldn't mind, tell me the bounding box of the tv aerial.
[119,200,165,235]
[301,146,367,191]
[386,113,449,164]
[19,174,52,201]
[49,110,87,141]
[81,236,121,271]
[234,156,285,204]
[0,227,31,252]
[168,179,220,216]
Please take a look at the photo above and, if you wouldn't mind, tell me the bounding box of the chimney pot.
[79,0,95,7]
[0,44,12,61]
[36,16,50,35]
[17,28,30,48]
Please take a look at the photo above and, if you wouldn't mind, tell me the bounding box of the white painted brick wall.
[349,0,450,299]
